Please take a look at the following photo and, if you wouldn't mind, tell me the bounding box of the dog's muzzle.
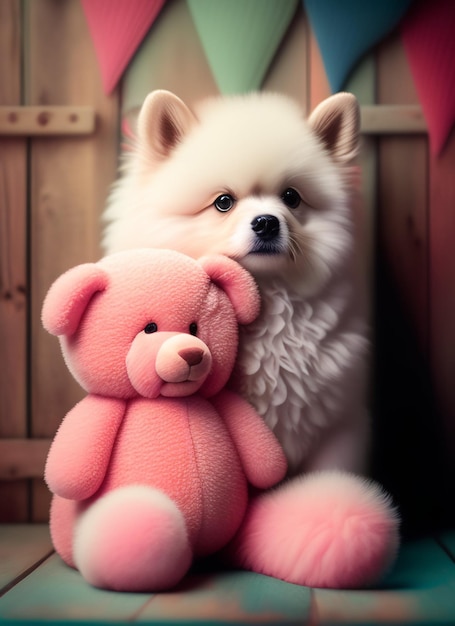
[250,215,283,254]
[251,215,280,240]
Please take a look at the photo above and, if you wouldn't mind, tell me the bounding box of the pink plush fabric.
[42,249,260,399]
[43,249,286,591]
[45,395,126,500]
[73,486,192,591]
[43,248,399,591]
[228,471,400,589]
[48,395,282,560]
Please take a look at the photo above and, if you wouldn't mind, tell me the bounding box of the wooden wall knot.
[0,106,95,136]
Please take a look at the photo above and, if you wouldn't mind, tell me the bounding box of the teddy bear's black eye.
[214,194,235,212]
[281,187,301,209]
[144,322,158,334]
[189,322,198,336]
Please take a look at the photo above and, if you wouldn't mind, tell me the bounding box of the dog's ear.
[308,93,360,163]
[137,90,197,162]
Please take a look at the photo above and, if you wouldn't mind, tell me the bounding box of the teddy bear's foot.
[228,470,400,589]
[73,485,192,591]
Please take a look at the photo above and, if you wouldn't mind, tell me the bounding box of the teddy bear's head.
[42,249,260,399]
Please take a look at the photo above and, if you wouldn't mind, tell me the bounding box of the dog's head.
[103,90,360,297]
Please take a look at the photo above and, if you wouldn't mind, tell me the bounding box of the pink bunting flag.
[81,0,167,94]
[402,0,455,155]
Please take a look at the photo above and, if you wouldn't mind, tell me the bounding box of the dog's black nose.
[251,215,280,240]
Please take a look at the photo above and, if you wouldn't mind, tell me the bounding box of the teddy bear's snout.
[126,331,212,398]
[178,348,204,367]
[157,336,212,385]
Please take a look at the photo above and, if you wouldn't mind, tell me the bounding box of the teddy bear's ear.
[42,264,109,337]
[308,92,360,163]
[137,90,197,164]
[199,255,261,325]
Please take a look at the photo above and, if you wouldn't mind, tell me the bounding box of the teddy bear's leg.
[227,471,400,589]
[73,485,192,592]
[49,495,79,568]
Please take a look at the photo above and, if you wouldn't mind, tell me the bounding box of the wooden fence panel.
[0,0,28,522]
[346,56,377,327]
[373,33,455,532]
[429,130,455,479]
[25,0,119,521]
[376,33,428,352]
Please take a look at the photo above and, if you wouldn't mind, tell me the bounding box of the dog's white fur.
[102,90,370,476]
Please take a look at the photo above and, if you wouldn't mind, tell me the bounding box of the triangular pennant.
[121,0,219,116]
[187,0,298,94]
[402,0,455,155]
[304,0,414,93]
[81,0,167,94]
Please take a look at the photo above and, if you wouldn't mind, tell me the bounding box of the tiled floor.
[1,525,454,625]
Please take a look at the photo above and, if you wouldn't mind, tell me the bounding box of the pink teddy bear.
[42,249,287,592]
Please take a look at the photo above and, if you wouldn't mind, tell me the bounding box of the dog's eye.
[281,188,301,209]
[144,322,158,334]
[214,194,235,212]
[189,322,198,336]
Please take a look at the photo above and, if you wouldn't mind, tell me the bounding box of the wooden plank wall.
[0,0,28,522]
[0,0,119,522]
[26,0,120,522]
[0,0,454,533]
[372,32,454,534]
[430,128,455,476]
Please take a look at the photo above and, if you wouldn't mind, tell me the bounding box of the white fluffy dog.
[102,90,399,588]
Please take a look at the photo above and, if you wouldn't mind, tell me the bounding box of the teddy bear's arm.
[211,389,287,489]
[45,395,126,500]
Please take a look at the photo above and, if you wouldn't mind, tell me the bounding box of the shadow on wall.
[371,249,454,538]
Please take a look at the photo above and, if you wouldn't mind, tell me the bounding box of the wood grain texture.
[343,58,377,467]
[30,479,52,524]
[0,0,29,522]
[0,106,95,135]
[0,552,150,622]
[0,524,52,594]
[138,571,312,624]
[345,55,377,317]
[0,526,454,625]
[372,33,453,536]
[0,439,50,480]
[0,152,27,435]
[361,104,426,134]
[313,535,455,625]
[376,33,429,353]
[0,526,311,624]
[24,0,119,521]
[429,128,455,477]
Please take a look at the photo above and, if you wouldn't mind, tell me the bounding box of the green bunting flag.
[187,0,298,94]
